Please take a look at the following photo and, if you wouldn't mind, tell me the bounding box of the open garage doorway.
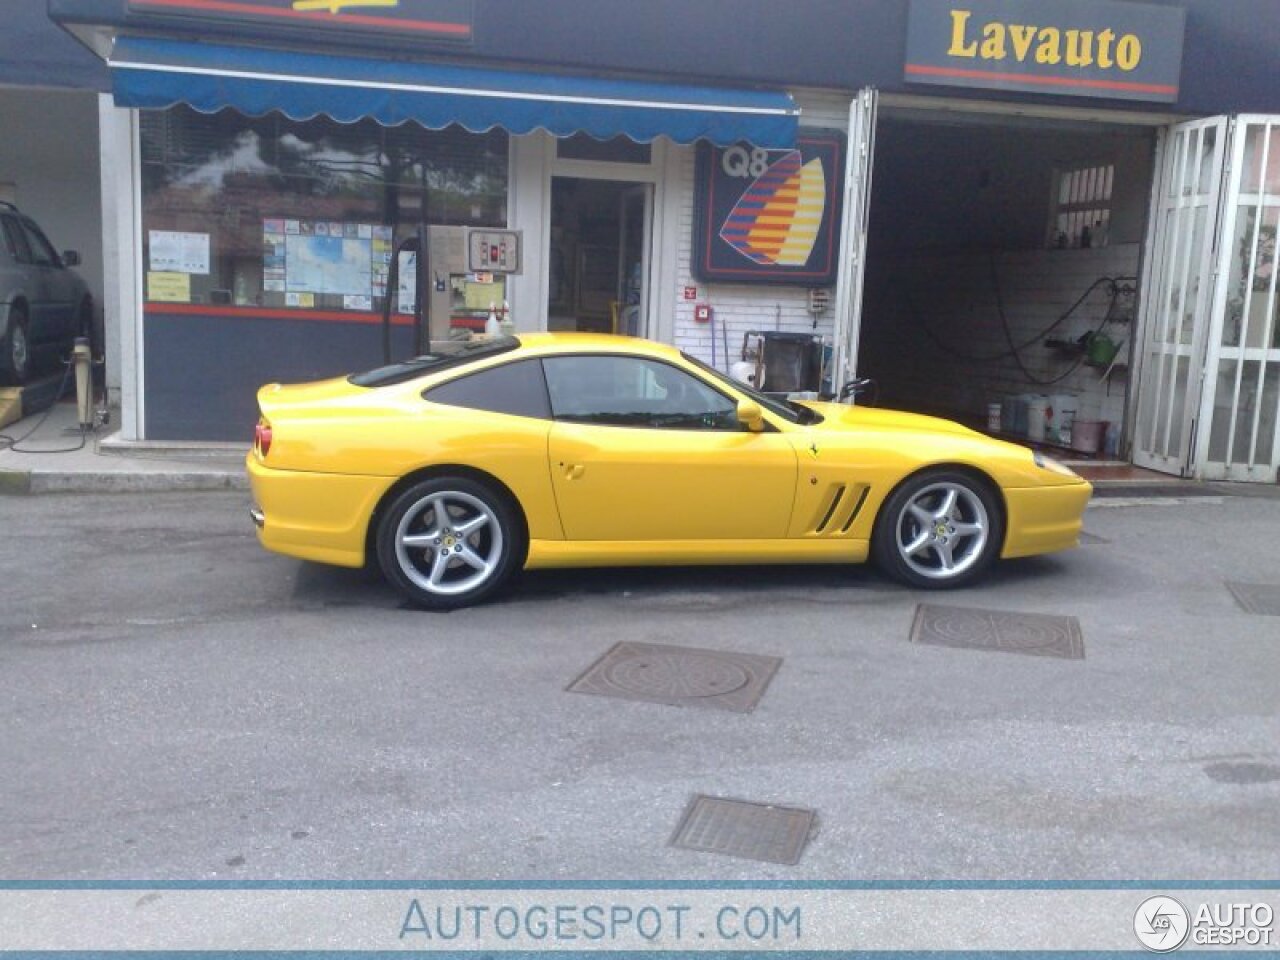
[856,106,1159,459]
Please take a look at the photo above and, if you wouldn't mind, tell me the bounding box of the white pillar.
[97,94,144,439]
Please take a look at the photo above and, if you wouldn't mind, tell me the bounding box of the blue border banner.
[0,884,1276,953]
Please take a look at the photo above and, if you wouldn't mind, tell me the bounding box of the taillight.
[254,419,272,457]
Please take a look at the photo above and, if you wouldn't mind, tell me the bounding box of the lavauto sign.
[905,0,1186,102]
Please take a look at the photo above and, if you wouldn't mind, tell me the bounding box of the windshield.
[682,353,824,425]
[349,337,519,387]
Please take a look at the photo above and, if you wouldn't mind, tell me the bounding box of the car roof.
[516,331,682,359]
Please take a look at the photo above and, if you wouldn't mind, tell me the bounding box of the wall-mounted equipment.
[427,226,523,342]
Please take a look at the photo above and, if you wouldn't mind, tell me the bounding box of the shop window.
[1049,164,1113,249]
[139,106,508,312]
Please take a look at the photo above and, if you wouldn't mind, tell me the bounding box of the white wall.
[672,91,851,373]
[860,244,1140,433]
[0,88,103,327]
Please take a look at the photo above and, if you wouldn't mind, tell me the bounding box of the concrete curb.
[0,469,247,495]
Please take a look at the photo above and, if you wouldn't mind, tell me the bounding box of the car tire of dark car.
[5,305,29,385]
[375,475,524,610]
[871,468,1004,589]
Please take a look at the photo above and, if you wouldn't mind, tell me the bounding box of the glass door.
[1133,117,1229,475]
[616,185,652,337]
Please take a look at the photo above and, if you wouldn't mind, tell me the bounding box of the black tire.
[4,305,28,385]
[375,475,523,610]
[871,468,1004,589]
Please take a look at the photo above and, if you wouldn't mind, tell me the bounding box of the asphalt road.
[1,489,1278,881]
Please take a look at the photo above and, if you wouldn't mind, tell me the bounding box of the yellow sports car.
[247,333,1091,609]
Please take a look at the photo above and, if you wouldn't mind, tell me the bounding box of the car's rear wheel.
[872,469,1003,589]
[5,307,29,385]
[375,476,522,610]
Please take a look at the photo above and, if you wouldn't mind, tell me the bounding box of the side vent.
[812,482,872,536]
[839,485,871,533]
[814,485,846,533]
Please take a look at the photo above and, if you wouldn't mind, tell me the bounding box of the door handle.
[561,463,585,480]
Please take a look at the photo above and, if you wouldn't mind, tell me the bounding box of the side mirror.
[737,398,766,432]
[61,250,81,267]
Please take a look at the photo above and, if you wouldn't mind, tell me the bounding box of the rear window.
[348,337,519,387]
[424,358,551,419]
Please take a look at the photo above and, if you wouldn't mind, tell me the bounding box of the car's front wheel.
[375,475,523,610]
[872,469,1003,589]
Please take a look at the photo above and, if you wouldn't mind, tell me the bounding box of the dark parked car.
[0,202,93,384]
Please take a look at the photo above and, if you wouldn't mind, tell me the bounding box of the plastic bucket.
[1049,394,1078,446]
[1027,396,1049,441]
[1071,419,1104,453]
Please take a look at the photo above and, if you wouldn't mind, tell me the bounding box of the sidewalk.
[0,400,247,495]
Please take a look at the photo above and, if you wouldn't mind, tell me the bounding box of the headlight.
[1033,451,1079,477]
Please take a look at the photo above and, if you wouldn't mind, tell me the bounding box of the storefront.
[50,0,1280,483]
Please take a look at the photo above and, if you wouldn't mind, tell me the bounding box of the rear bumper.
[246,453,395,568]
[1001,480,1093,559]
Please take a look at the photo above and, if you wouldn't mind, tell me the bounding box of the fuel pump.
[380,223,522,364]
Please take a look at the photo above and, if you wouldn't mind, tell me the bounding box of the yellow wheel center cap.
[443,536,456,548]
[935,524,948,537]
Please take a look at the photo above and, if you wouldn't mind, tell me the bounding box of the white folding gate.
[1133,118,1228,475]
[1197,118,1280,481]
[830,87,878,398]
[1134,116,1280,482]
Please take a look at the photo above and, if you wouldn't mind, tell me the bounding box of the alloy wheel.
[393,489,505,597]
[893,480,990,581]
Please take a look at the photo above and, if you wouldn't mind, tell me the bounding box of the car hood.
[799,401,985,437]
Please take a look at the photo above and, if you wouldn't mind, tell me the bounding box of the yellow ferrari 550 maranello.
[247,333,1091,609]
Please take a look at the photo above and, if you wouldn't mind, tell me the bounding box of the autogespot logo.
[1135,896,1191,952]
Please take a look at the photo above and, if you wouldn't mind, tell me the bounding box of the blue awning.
[108,36,799,147]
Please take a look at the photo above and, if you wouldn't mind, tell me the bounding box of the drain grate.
[1225,581,1280,617]
[567,641,781,712]
[911,604,1085,660]
[669,795,814,865]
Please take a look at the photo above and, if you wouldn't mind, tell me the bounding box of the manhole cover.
[567,642,781,712]
[669,795,814,865]
[910,604,1085,659]
[1225,581,1280,617]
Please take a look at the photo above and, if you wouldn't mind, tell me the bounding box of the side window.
[1,216,31,264]
[543,355,739,430]
[19,219,56,267]
[423,358,551,419]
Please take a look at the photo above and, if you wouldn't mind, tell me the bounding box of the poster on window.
[148,230,210,275]
[691,130,844,285]
[264,220,396,306]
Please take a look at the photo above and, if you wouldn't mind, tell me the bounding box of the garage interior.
[857,107,1159,456]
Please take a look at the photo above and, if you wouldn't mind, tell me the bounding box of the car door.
[20,218,76,340]
[544,353,798,541]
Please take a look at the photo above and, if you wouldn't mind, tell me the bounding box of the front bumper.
[246,453,395,568]
[1001,480,1093,559]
